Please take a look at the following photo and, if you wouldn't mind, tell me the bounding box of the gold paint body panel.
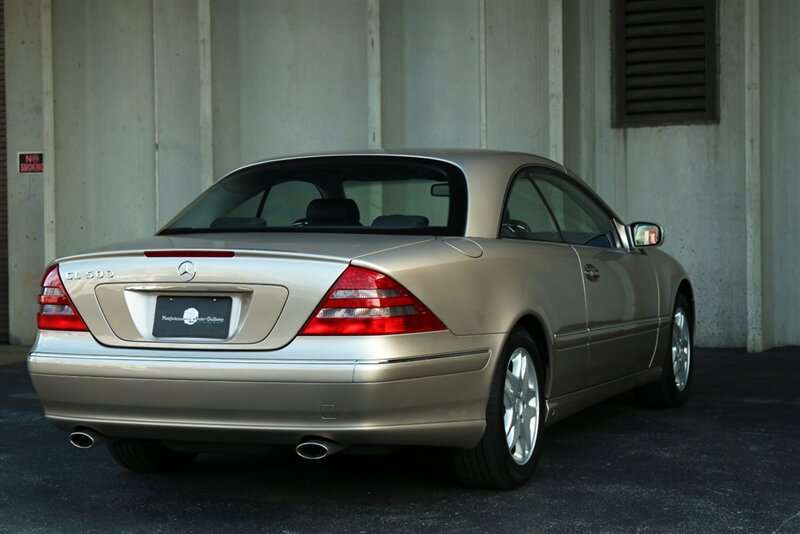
[29,150,692,450]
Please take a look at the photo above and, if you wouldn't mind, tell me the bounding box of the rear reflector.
[300,266,446,335]
[37,265,89,332]
[144,250,235,258]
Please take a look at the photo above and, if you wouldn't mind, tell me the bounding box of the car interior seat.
[304,198,361,226]
[371,215,429,228]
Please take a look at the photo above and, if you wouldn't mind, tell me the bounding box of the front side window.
[161,156,467,236]
[501,172,561,242]
[532,170,619,249]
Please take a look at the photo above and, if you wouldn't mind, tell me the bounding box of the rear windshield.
[160,156,468,236]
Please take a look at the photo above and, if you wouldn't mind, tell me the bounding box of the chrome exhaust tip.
[295,438,344,460]
[69,429,105,449]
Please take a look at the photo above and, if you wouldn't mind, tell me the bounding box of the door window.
[501,172,562,242]
[532,171,619,249]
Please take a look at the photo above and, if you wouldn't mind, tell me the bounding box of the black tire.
[454,329,545,489]
[108,440,197,473]
[636,293,693,408]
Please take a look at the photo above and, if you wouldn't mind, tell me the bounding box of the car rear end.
[28,155,504,453]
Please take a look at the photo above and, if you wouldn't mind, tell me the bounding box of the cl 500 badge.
[63,269,114,280]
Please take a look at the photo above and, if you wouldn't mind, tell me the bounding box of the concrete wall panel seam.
[6,0,46,343]
[199,0,213,187]
[41,0,55,265]
[367,0,381,148]
[744,0,763,352]
[152,0,160,230]
[548,0,564,164]
[478,0,487,149]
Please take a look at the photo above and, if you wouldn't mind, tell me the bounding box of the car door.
[500,169,588,397]
[531,168,659,386]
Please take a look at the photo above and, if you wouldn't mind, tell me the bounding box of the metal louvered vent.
[613,0,718,127]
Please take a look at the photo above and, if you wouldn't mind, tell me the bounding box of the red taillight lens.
[37,265,89,331]
[300,266,447,335]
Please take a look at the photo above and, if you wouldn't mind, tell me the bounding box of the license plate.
[152,296,232,339]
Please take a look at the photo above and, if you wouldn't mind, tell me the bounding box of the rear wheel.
[637,293,693,408]
[108,440,197,473]
[454,329,544,489]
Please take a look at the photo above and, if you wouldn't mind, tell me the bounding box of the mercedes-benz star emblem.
[177,261,196,282]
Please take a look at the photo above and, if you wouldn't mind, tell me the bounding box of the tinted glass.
[532,171,618,249]
[161,157,468,236]
[501,173,561,242]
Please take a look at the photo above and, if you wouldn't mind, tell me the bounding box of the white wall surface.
[5,0,45,344]
[564,0,747,347]
[213,0,369,172]
[154,0,205,226]
[210,0,241,178]
[382,0,552,153]
[485,0,550,153]
[761,0,800,347]
[382,0,482,148]
[52,0,156,256]
[3,0,797,347]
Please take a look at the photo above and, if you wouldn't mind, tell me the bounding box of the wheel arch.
[676,279,695,330]
[513,313,552,396]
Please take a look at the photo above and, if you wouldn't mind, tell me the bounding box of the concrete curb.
[0,345,30,366]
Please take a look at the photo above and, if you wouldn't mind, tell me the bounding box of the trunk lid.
[57,233,433,350]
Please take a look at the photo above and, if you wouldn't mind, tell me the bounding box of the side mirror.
[630,222,664,248]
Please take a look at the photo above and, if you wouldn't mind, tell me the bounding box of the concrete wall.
[382,0,552,153]
[213,0,369,173]
[564,0,747,347]
[382,0,482,148]
[52,0,156,257]
[3,0,798,348]
[154,0,205,226]
[762,0,800,347]
[485,0,550,153]
[5,0,45,344]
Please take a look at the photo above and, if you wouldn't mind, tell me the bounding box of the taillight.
[300,265,446,335]
[37,265,89,331]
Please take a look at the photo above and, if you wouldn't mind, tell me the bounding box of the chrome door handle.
[583,264,600,281]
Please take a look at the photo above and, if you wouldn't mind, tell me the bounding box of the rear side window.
[161,156,467,236]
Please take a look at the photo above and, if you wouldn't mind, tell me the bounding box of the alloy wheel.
[672,308,691,391]
[503,348,540,465]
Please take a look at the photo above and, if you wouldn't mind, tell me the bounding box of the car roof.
[233,149,617,238]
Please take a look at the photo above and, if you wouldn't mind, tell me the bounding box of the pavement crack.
[771,510,800,534]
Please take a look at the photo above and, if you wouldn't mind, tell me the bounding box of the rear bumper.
[29,331,504,448]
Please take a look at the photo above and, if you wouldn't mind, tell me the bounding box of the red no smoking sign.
[18,152,44,173]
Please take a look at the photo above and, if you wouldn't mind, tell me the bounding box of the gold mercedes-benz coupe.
[29,150,694,489]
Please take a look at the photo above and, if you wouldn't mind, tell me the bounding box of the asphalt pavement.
[1,347,798,533]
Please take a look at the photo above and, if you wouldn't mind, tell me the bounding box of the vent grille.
[613,0,718,126]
